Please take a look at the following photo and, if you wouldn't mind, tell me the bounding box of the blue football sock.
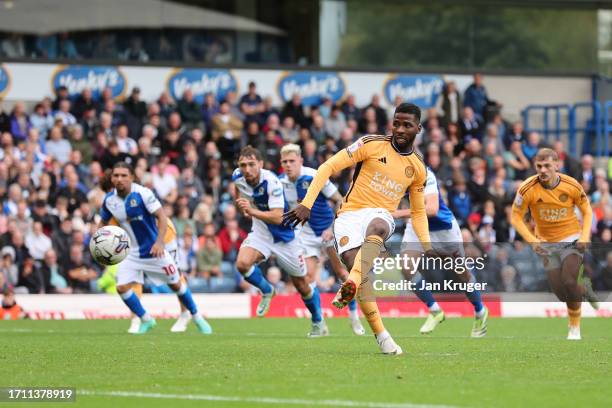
[348,298,357,312]
[120,289,146,318]
[302,287,323,323]
[414,277,436,308]
[176,283,198,315]
[244,265,273,295]
[465,274,483,313]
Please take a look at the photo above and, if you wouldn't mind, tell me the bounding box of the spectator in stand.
[482,123,505,155]
[40,249,72,294]
[45,126,72,164]
[240,81,265,124]
[177,89,203,131]
[57,172,88,214]
[449,176,472,225]
[30,102,55,139]
[177,227,198,276]
[309,114,327,144]
[201,92,219,133]
[151,155,179,202]
[579,154,596,192]
[341,94,361,123]
[463,73,499,122]
[123,87,147,136]
[115,124,138,156]
[157,91,176,121]
[17,255,44,294]
[25,221,52,261]
[244,120,264,148]
[0,246,19,290]
[325,105,347,141]
[504,141,531,181]
[1,34,26,58]
[100,141,132,170]
[522,131,544,162]
[364,94,387,133]
[359,106,379,135]
[65,243,98,293]
[211,101,243,161]
[279,116,299,143]
[303,139,319,168]
[72,88,95,121]
[551,140,580,179]
[460,106,483,142]
[196,228,223,279]
[52,86,70,111]
[69,125,93,164]
[55,99,77,127]
[218,218,246,263]
[281,94,308,129]
[10,101,31,142]
[437,81,462,126]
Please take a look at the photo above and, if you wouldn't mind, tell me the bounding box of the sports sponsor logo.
[166,68,237,104]
[383,75,444,108]
[0,65,11,99]
[51,65,126,99]
[277,71,345,106]
[369,171,404,200]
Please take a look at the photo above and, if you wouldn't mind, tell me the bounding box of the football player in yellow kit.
[511,148,593,340]
[284,102,433,355]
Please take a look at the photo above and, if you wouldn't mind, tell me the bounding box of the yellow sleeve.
[300,138,370,209]
[408,165,432,251]
[574,185,593,243]
[510,184,538,242]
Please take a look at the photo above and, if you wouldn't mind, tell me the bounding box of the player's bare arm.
[150,208,168,258]
[238,199,284,225]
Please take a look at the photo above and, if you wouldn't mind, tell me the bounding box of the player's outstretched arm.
[283,141,363,227]
[249,206,285,225]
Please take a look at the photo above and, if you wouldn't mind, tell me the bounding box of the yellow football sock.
[347,235,384,287]
[359,300,385,335]
[568,306,581,328]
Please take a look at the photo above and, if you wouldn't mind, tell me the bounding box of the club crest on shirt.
[302,181,310,189]
[559,193,568,202]
[405,166,414,177]
[339,236,349,246]
[130,199,138,207]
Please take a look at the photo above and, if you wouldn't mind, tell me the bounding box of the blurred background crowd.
[1,73,611,296]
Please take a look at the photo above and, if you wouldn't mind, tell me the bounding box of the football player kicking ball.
[284,103,433,355]
[99,170,194,333]
[394,167,488,337]
[511,148,593,340]
[232,146,326,337]
[98,162,212,335]
[280,144,366,336]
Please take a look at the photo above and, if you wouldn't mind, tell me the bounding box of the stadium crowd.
[1,74,611,297]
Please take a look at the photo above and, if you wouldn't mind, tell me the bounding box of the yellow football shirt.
[512,174,591,242]
[300,134,431,247]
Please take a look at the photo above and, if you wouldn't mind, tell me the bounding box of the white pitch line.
[79,390,461,408]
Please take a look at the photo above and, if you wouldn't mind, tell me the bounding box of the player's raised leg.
[236,245,275,317]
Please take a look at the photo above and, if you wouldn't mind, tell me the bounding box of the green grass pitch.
[1,317,611,408]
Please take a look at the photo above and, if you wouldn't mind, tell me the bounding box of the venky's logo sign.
[277,71,345,106]
[0,65,12,99]
[383,75,444,109]
[167,69,237,103]
[52,65,126,99]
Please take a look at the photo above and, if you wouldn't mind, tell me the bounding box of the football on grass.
[89,226,131,266]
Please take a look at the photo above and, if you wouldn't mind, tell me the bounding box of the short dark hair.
[238,145,263,161]
[394,102,421,121]
[112,161,134,175]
